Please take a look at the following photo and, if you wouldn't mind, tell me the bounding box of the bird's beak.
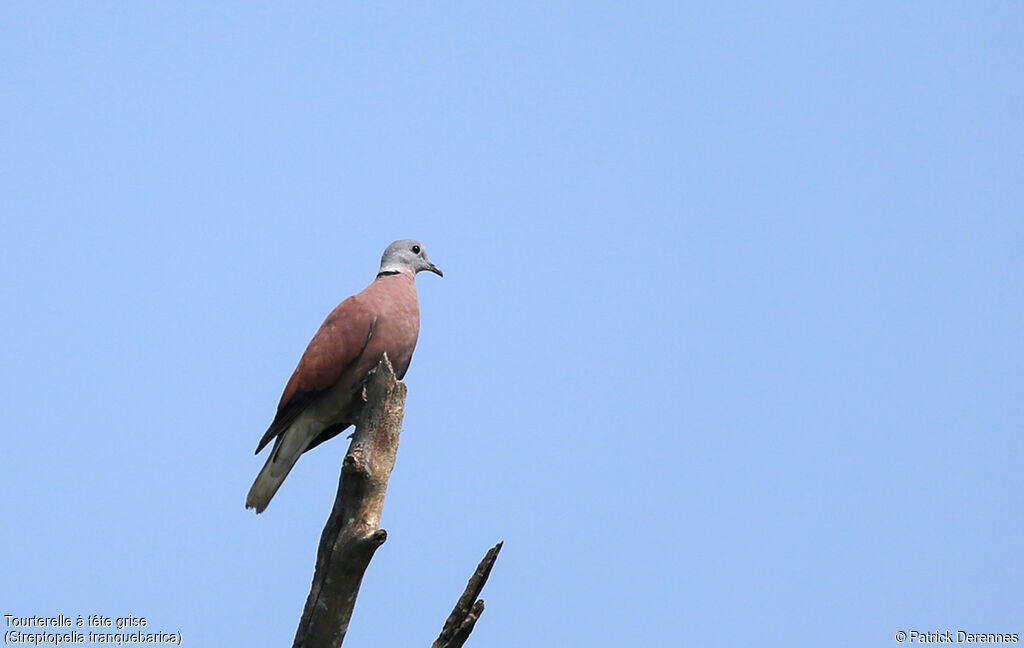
[428,263,443,277]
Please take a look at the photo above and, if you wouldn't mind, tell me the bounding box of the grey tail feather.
[245,425,314,514]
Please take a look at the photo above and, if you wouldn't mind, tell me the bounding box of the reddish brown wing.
[254,293,376,454]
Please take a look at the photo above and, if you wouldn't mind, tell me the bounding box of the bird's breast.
[364,274,420,379]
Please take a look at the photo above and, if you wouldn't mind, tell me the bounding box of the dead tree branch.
[432,542,504,648]
[292,357,406,648]
[288,355,502,648]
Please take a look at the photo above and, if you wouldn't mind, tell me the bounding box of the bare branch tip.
[369,528,387,546]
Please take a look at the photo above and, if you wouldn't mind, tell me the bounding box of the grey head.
[378,239,443,277]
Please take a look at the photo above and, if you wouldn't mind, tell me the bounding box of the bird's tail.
[245,424,315,514]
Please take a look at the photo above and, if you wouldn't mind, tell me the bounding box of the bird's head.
[379,239,443,278]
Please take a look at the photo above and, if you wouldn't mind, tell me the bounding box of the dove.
[246,239,441,513]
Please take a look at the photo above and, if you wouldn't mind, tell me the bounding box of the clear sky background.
[2,3,1021,647]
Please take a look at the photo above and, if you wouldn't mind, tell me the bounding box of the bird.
[246,239,442,513]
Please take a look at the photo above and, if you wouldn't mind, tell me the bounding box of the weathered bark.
[432,542,504,648]
[292,356,406,648]
[288,355,502,648]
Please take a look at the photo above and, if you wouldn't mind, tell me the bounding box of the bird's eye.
[411,245,421,254]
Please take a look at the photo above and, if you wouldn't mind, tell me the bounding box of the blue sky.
[2,3,1021,647]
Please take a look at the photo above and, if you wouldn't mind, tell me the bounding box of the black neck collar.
[376,270,401,278]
